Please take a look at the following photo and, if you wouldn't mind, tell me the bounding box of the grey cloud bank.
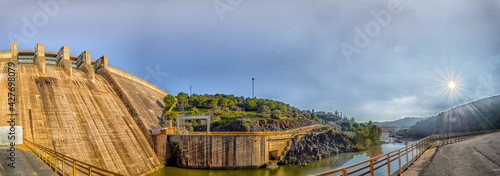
[1,0,499,122]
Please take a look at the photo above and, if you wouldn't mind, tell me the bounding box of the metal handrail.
[312,129,500,176]
[165,124,322,136]
[23,138,125,176]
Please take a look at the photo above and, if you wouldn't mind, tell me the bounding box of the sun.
[448,81,456,90]
[434,64,464,105]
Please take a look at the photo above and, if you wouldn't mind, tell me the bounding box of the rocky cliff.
[281,127,354,165]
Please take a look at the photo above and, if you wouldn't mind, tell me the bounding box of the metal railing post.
[387,154,391,176]
[412,144,414,163]
[421,140,423,154]
[370,160,374,176]
[398,150,401,175]
[55,154,57,174]
[406,146,408,168]
[73,160,76,176]
[416,141,422,157]
[425,138,427,149]
[90,166,92,176]
[342,168,347,176]
[63,156,65,175]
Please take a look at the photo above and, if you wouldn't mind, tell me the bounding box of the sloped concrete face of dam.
[0,42,166,175]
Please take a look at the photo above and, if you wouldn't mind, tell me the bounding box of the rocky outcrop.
[281,127,354,165]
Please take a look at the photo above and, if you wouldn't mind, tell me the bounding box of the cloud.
[1,0,499,122]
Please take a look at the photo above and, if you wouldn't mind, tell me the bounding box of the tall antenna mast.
[252,77,255,98]
[190,85,192,95]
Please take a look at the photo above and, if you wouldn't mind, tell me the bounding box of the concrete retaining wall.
[177,135,268,169]
[153,133,304,169]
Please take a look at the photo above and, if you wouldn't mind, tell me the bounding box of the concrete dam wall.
[0,42,167,175]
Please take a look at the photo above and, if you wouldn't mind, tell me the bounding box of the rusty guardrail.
[23,138,125,176]
[312,129,500,176]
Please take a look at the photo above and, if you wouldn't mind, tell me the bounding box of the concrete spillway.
[1,42,166,175]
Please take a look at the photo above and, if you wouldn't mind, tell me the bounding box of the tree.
[219,98,229,107]
[367,120,373,126]
[349,117,355,123]
[245,100,257,111]
[340,121,351,131]
[352,122,359,129]
[189,95,200,107]
[271,110,282,119]
[199,95,208,108]
[208,98,218,109]
[163,94,177,112]
[312,113,321,123]
[176,92,189,111]
[267,101,276,109]
[164,111,176,120]
[176,92,189,100]
[191,107,200,115]
[258,105,271,116]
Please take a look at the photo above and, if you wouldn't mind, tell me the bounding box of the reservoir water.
[152,135,413,176]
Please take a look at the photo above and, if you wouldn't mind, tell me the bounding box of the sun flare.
[448,81,456,89]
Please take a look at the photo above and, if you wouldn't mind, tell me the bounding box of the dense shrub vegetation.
[163,92,382,145]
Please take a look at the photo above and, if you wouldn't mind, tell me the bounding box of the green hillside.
[406,95,500,137]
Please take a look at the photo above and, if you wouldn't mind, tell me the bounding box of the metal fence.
[23,138,125,176]
[312,129,500,176]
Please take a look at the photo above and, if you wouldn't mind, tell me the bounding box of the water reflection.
[151,142,411,176]
[365,145,383,158]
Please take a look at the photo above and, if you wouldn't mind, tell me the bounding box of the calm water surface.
[152,138,414,176]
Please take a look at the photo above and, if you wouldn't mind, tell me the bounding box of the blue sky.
[1,0,499,122]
